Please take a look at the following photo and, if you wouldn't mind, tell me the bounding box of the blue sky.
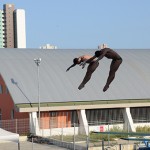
[1,0,150,49]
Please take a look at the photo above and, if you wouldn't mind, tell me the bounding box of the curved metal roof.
[0,48,150,104]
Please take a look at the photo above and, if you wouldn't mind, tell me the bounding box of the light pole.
[34,58,41,128]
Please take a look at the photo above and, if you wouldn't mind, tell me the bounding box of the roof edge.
[16,99,150,112]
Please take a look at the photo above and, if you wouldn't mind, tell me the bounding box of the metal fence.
[0,118,30,135]
[0,118,150,149]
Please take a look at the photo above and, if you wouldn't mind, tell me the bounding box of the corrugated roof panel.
[0,48,149,104]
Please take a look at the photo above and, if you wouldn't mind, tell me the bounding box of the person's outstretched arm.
[66,64,76,72]
[86,56,97,63]
[80,56,96,69]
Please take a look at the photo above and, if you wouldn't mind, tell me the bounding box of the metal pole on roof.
[34,58,41,129]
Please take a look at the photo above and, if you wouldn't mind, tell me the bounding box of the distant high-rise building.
[40,44,57,49]
[0,10,4,48]
[0,4,26,48]
[98,43,108,50]
[14,9,26,48]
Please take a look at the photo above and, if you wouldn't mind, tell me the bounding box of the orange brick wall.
[57,111,71,128]
[40,111,72,129]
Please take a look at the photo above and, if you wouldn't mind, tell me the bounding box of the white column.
[77,109,88,135]
[29,112,41,135]
[123,107,135,132]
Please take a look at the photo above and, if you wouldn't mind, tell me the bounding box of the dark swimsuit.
[89,60,99,66]
[113,56,122,61]
[112,57,123,64]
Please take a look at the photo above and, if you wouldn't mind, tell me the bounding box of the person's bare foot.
[103,85,109,92]
[78,84,85,90]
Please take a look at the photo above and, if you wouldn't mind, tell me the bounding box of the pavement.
[0,141,69,150]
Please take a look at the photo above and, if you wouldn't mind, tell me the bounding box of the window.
[11,109,15,119]
[131,107,150,123]
[49,110,79,127]
[0,85,3,94]
[71,110,79,125]
[50,111,57,117]
[86,108,124,125]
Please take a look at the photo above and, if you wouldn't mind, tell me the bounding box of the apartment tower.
[3,4,15,48]
[1,4,26,48]
[0,10,4,48]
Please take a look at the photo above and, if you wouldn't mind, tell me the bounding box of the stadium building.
[0,48,150,136]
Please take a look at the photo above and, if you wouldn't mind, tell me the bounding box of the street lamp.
[34,58,41,128]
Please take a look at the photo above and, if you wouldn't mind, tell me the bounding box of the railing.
[0,118,30,135]
[0,118,150,149]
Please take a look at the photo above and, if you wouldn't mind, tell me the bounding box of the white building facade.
[40,44,57,49]
[14,9,26,48]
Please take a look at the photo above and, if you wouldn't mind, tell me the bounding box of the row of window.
[38,107,150,127]
[86,108,124,125]
[86,107,150,125]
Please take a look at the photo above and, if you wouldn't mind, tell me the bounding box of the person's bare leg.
[78,62,99,90]
[78,71,92,90]
[103,60,122,92]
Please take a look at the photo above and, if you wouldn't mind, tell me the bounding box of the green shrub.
[90,126,128,141]
[136,125,150,133]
